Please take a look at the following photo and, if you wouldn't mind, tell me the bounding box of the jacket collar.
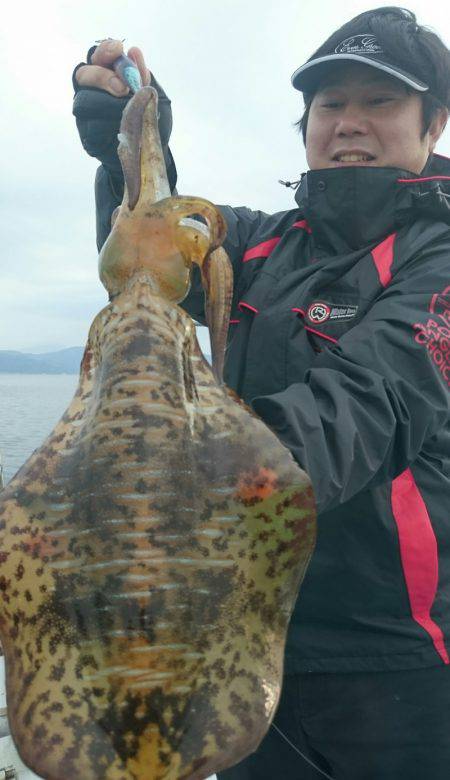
[294,153,450,255]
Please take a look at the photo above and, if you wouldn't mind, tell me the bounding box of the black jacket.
[74,82,450,673]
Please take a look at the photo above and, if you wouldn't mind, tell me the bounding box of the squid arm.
[104,86,233,385]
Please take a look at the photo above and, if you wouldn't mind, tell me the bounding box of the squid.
[0,87,316,779]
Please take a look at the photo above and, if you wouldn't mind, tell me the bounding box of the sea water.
[0,373,79,484]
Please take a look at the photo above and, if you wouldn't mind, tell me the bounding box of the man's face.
[305,63,443,174]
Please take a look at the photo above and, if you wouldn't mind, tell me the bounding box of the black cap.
[292,33,430,94]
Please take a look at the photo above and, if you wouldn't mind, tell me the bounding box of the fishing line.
[270,723,335,779]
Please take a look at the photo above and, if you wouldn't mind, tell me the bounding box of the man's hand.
[75,40,151,97]
[73,39,177,250]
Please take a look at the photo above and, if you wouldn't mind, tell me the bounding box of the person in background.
[73,7,450,778]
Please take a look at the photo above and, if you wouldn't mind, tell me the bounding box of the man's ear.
[428,107,449,153]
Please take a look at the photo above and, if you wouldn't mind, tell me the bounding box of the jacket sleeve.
[252,244,450,514]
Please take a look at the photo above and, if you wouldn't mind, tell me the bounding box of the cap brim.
[291,54,429,94]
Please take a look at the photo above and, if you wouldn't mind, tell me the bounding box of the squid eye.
[179,216,210,238]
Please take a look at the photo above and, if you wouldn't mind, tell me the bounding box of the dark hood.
[294,153,450,254]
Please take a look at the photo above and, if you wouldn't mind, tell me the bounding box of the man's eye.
[369,96,394,105]
[321,101,343,109]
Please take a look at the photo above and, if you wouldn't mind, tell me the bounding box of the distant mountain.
[0,347,84,374]
[0,347,212,374]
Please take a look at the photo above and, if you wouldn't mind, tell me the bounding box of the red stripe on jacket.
[371,233,396,288]
[238,302,259,314]
[391,468,449,664]
[292,219,312,233]
[304,325,338,344]
[242,220,312,262]
[243,237,281,262]
[398,175,450,183]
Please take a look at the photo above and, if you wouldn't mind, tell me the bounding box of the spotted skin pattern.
[0,283,315,779]
[0,86,316,779]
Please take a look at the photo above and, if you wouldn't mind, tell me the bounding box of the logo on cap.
[335,34,383,55]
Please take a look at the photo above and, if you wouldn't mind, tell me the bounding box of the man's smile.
[331,150,377,164]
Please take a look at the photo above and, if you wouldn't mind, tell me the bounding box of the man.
[73,7,450,778]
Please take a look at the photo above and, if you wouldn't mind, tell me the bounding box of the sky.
[0,0,449,354]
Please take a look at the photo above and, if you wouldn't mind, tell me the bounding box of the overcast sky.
[0,0,448,354]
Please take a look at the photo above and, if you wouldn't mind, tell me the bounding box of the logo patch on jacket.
[307,302,358,324]
[412,285,450,389]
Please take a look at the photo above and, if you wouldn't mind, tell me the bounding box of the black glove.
[72,46,177,195]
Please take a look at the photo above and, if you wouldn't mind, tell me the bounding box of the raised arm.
[72,40,269,323]
[73,40,177,251]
